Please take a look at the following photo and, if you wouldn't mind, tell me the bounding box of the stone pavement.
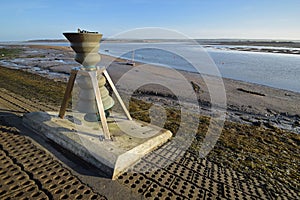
[0,88,298,199]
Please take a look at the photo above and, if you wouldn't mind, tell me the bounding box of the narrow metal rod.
[59,69,78,119]
[88,71,111,140]
[103,70,132,121]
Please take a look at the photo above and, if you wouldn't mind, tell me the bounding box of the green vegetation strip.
[0,48,23,60]
[0,66,66,106]
[0,66,299,193]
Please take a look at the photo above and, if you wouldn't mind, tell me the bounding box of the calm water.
[100,42,300,93]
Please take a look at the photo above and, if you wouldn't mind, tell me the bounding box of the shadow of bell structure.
[23,30,172,179]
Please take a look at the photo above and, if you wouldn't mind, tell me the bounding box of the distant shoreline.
[6,38,300,48]
[3,39,300,56]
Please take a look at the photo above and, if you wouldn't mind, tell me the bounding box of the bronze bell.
[63,31,114,120]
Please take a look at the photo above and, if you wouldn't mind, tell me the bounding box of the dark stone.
[252,120,262,126]
[293,121,300,127]
[264,121,277,129]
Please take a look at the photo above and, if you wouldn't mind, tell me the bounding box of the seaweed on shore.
[237,88,266,96]
[0,66,66,106]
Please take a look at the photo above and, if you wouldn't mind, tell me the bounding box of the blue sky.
[1,0,299,41]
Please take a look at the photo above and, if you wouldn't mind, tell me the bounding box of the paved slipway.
[0,88,298,200]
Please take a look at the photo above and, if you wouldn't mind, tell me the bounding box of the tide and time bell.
[50,29,172,179]
[59,29,131,140]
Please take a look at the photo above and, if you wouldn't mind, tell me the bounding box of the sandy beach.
[0,44,299,198]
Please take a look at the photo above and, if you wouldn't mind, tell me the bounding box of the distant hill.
[26,39,68,43]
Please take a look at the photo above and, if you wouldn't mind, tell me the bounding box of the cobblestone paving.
[0,88,298,199]
[0,124,107,200]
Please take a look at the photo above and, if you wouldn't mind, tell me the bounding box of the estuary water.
[99,42,300,93]
[9,41,300,93]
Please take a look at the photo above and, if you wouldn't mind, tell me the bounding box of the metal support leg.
[59,69,78,119]
[103,70,132,121]
[88,71,111,140]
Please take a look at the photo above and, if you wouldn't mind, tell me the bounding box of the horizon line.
[1,38,300,43]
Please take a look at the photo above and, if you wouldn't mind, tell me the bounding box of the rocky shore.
[0,44,299,195]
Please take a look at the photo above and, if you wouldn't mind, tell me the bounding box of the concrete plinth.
[23,111,172,179]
